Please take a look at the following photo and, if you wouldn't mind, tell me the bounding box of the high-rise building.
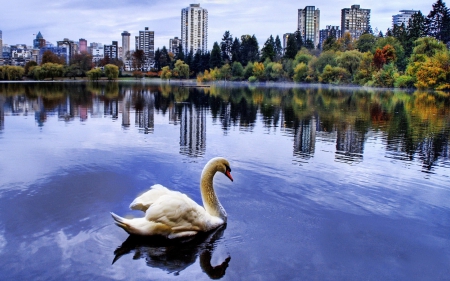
[298,6,320,48]
[181,4,208,54]
[392,10,418,27]
[104,41,118,60]
[79,38,87,53]
[121,31,131,60]
[0,30,2,59]
[57,38,77,64]
[319,26,341,48]
[169,37,181,55]
[138,27,154,61]
[341,4,371,40]
[33,32,46,49]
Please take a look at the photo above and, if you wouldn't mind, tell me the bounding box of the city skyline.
[0,1,438,51]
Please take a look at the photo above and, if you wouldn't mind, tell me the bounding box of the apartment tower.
[298,6,320,48]
[121,31,131,60]
[181,4,208,54]
[392,10,418,27]
[138,27,154,61]
[341,4,371,40]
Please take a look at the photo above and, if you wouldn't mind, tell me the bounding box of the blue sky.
[0,0,436,50]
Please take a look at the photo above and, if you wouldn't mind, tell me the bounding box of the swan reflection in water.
[112,225,231,278]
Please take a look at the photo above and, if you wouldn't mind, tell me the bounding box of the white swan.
[111,157,233,239]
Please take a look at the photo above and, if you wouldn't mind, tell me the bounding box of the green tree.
[86,68,102,81]
[173,59,190,79]
[427,0,450,43]
[315,51,337,73]
[240,35,259,65]
[293,62,308,82]
[337,50,363,78]
[176,43,185,61]
[274,35,283,62]
[24,61,38,76]
[210,42,222,68]
[284,34,298,59]
[104,64,119,80]
[304,39,315,50]
[231,61,244,80]
[220,31,233,63]
[160,66,172,80]
[260,35,275,62]
[70,52,93,75]
[231,37,241,63]
[41,62,64,80]
[356,33,377,53]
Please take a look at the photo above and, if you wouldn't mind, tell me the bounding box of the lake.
[0,81,449,280]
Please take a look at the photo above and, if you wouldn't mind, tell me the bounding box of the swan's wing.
[129,184,172,212]
[144,192,223,235]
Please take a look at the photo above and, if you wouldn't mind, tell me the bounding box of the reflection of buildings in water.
[293,116,317,160]
[335,123,366,163]
[112,225,230,278]
[78,106,88,121]
[135,92,155,134]
[121,90,131,127]
[417,133,450,172]
[104,100,119,120]
[57,96,74,122]
[169,104,180,125]
[0,95,4,131]
[261,106,281,133]
[220,103,231,134]
[34,97,46,127]
[180,104,206,157]
[90,96,104,118]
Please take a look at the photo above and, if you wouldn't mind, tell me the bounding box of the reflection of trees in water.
[2,83,450,171]
[113,225,230,278]
[0,95,4,131]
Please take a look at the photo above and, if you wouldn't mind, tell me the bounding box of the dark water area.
[0,81,449,280]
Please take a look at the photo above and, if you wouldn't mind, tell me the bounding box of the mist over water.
[0,81,449,280]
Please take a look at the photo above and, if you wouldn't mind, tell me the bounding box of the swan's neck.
[200,166,227,222]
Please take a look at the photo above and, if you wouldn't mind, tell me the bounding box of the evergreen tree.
[201,51,211,72]
[153,48,161,70]
[210,42,222,68]
[220,31,233,63]
[260,35,275,62]
[274,35,283,62]
[284,34,298,59]
[158,46,170,69]
[192,50,202,73]
[240,35,259,65]
[231,37,241,63]
[176,43,185,61]
[406,11,427,57]
[294,29,303,50]
[184,49,194,70]
[427,0,450,43]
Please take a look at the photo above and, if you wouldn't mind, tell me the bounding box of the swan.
[111,157,233,239]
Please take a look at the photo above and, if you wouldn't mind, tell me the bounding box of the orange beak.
[225,170,233,182]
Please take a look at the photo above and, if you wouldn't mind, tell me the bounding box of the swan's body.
[111,157,233,239]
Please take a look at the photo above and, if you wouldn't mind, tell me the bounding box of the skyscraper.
[298,6,320,48]
[79,38,87,53]
[392,10,418,27]
[0,30,2,59]
[169,37,181,55]
[121,31,131,60]
[341,4,371,40]
[138,27,154,61]
[181,4,208,54]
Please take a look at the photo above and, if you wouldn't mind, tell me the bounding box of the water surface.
[0,82,449,280]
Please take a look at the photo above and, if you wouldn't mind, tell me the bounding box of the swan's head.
[207,157,233,182]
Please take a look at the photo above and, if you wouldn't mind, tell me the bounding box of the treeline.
[0,50,121,81]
